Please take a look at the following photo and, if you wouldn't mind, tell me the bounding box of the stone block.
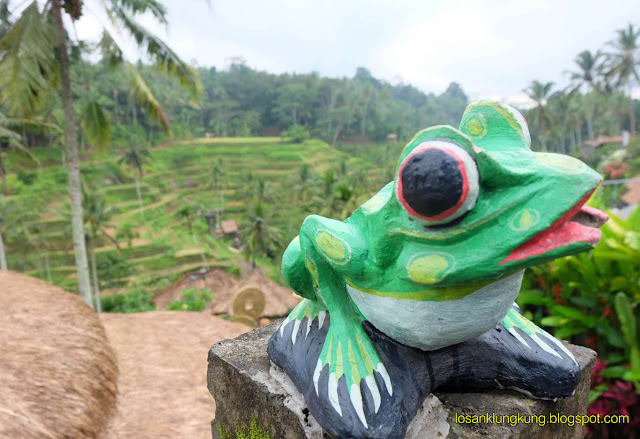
[207,322,596,439]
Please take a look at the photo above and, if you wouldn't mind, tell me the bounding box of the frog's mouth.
[500,189,608,265]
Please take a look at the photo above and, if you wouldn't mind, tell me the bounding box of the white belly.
[346,270,524,351]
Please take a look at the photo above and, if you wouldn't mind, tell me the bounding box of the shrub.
[97,252,134,282]
[281,124,309,143]
[101,288,156,313]
[17,170,37,186]
[521,203,640,436]
[167,287,213,311]
[217,419,270,439]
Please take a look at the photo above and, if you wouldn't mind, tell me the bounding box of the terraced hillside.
[1,137,383,296]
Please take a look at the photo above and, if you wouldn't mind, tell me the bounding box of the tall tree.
[605,24,640,136]
[242,199,283,268]
[566,50,603,139]
[524,80,554,150]
[0,111,38,193]
[119,145,151,221]
[82,184,116,312]
[0,0,201,306]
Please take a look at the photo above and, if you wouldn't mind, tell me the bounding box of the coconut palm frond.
[110,4,201,101]
[110,0,168,25]
[0,2,56,116]
[97,30,124,68]
[124,62,170,133]
[80,98,111,150]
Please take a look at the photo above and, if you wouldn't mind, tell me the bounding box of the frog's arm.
[295,215,390,428]
[298,214,368,276]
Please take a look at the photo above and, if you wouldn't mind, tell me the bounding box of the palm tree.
[208,158,226,191]
[604,23,640,136]
[115,223,138,248]
[82,185,116,312]
[0,112,49,193]
[0,1,201,307]
[524,80,554,150]
[242,199,283,268]
[566,50,603,139]
[175,204,196,234]
[119,145,151,221]
[567,50,603,92]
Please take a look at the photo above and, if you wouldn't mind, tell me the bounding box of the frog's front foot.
[502,307,577,366]
[314,317,392,427]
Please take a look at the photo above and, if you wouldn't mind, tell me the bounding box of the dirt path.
[100,311,249,439]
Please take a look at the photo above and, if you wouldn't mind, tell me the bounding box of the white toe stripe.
[328,373,342,416]
[507,326,530,348]
[365,375,381,413]
[279,318,289,337]
[318,311,326,330]
[350,384,368,428]
[291,319,301,345]
[543,332,577,365]
[305,317,312,338]
[531,333,562,359]
[313,360,322,395]
[376,363,393,396]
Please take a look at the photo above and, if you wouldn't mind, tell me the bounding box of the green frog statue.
[268,100,608,439]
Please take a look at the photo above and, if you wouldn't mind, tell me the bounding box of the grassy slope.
[2,137,380,293]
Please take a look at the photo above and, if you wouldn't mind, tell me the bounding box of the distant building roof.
[583,135,625,148]
[221,220,239,235]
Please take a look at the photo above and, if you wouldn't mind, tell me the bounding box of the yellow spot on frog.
[510,208,540,231]
[468,119,482,135]
[315,230,351,264]
[536,153,585,174]
[407,253,453,284]
[466,114,487,138]
[361,194,388,213]
[305,256,319,288]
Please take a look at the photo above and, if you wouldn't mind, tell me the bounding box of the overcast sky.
[75,0,640,106]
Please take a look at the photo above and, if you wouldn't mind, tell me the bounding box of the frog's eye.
[396,140,479,225]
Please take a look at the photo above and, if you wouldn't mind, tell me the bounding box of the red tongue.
[499,190,603,266]
[500,221,601,265]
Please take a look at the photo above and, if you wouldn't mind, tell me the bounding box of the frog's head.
[389,100,607,284]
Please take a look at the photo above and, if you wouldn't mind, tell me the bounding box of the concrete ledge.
[207,322,596,439]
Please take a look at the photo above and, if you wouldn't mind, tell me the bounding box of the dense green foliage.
[217,419,271,439]
[0,137,382,293]
[167,287,213,311]
[101,287,155,313]
[15,59,468,151]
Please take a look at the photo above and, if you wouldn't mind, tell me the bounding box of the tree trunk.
[0,151,7,194]
[52,0,93,306]
[361,101,369,136]
[89,233,101,313]
[331,125,343,149]
[135,176,144,221]
[577,124,583,149]
[0,229,7,270]
[629,86,636,137]
[586,115,594,140]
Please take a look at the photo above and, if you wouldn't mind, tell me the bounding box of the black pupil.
[400,149,464,218]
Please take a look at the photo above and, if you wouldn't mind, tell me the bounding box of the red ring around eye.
[396,145,470,221]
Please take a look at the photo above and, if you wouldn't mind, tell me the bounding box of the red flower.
[588,397,611,418]
[591,359,608,386]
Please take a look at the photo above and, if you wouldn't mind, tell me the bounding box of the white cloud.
[65,0,640,101]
